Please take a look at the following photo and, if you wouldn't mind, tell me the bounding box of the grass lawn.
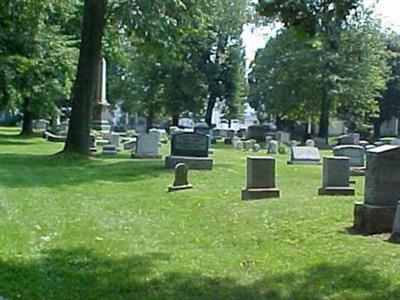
[0,126,400,300]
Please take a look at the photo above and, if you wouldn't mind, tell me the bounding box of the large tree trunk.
[20,98,33,135]
[205,94,217,127]
[318,90,330,143]
[63,0,107,156]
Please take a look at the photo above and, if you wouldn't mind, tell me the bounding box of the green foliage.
[248,12,389,131]
[0,1,79,119]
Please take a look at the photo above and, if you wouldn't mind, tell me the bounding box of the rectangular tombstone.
[132,133,161,159]
[288,146,321,164]
[337,133,360,145]
[353,145,400,234]
[171,132,208,157]
[332,145,364,168]
[242,157,280,200]
[318,156,354,196]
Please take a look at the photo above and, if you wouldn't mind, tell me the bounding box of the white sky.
[242,0,400,65]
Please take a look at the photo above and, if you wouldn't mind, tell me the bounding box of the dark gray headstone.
[171,132,209,157]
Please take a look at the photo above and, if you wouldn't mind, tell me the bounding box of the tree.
[0,0,78,135]
[63,0,107,155]
[256,0,363,140]
[248,13,389,137]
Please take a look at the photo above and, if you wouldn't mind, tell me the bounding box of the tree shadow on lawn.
[0,248,398,300]
[0,153,170,189]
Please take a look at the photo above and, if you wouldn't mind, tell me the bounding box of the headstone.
[337,133,360,145]
[268,140,278,154]
[232,136,241,149]
[168,163,193,192]
[243,139,256,151]
[110,133,121,148]
[252,143,261,152]
[59,121,69,134]
[132,133,161,159]
[33,119,49,131]
[265,136,273,150]
[92,58,111,135]
[359,140,369,149]
[89,134,97,152]
[379,137,396,145]
[122,138,136,151]
[288,146,321,164]
[353,145,400,234]
[305,139,315,147]
[380,116,398,137]
[390,201,400,243]
[276,131,291,145]
[365,144,376,151]
[194,123,211,146]
[241,157,280,200]
[235,140,243,150]
[332,145,364,168]
[318,157,354,196]
[165,132,213,170]
[102,144,117,155]
[246,125,272,143]
[391,139,400,146]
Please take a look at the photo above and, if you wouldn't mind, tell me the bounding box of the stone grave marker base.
[318,187,355,196]
[165,156,213,170]
[241,188,280,201]
[168,184,193,192]
[353,203,397,234]
[132,153,162,159]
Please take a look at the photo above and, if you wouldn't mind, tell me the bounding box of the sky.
[242,0,400,65]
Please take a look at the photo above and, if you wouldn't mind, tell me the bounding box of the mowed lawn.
[0,127,400,300]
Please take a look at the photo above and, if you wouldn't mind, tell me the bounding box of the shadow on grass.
[0,248,398,300]
[0,153,170,188]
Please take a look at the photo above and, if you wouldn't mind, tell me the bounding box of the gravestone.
[337,133,360,145]
[122,138,136,151]
[268,140,278,154]
[232,136,241,149]
[243,139,256,151]
[252,143,261,152]
[165,132,213,170]
[110,133,121,148]
[390,201,400,243]
[246,125,273,143]
[332,145,364,168]
[33,119,49,131]
[242,157,280,200]
[89,134,97,152]
[235,140,243,150]
[168,163,193,192]
[132,133,161,159]
[194,123,211,147]
[92,58,111,135]
[353,145,400,234]
[359,140,369,149]
[305,139,315,147]
[318,157,354,196]
[276,131,291,145]
[102,144,117,155]
[288,146,321,164]
[265,136,273,150]
[380,116,398,137]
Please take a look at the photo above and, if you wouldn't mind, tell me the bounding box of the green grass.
[0,126,400,300]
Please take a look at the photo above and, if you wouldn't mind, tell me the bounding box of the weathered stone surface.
[165,156,213,170]
[102,144,117,155]
[333,145,364,168]
[390,201,400,243]
[337,133,360,145]
[265,136,273,149]
[353,203,397,234]
[353,145,400,234]
[241,157,280,200]
[318,156,354,196]
[171,132,208,157]
[243,139,256,151]
[132,133,161,159]
[168,163,193,192]
[110,133,121,148]
[288,146,321,164]
[246,125,272,142]
[268,140,278,154]
[305,139,315,147]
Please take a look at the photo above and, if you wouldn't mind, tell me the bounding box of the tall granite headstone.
[318,156,354,196]
[242,157,280,200]
[353,145,400,234]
